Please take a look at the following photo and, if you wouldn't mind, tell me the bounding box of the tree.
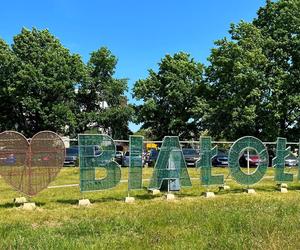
[205,0,300,141]
[0,39,18,131]
[133,128,155,141]
[77,47,133,139]
[133,52,206,140]
[253,0,300,140]
[1,28,85,137]
[205,22,271,140]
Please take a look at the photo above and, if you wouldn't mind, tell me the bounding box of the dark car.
[212,150,228,167]
[64,147,79,166]
[115,151,123,165]
[146,148,159,167]
[182,148,200,167]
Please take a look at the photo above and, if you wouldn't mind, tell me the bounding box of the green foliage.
[133,128,155,141]
[206,22,270,140]
[0,29,132,138]
[205,0,300,141]
[10,28,84,137]
[133,52,206,140]
[77,47,133,139]
[0,39,17,131]
[253,0,300,141]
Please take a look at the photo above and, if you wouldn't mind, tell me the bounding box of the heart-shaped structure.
[0,131,65,196]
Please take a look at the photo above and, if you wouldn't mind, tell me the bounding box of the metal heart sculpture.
[0,131,65,196]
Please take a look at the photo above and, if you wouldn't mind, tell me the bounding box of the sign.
[0,131,65,196]
[78,134,300,192]
[0,130,299,196]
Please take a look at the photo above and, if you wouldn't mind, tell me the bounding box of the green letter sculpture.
[148,136,192,190]
[128,135,143,190]
[79,134,121,191]
[273,137,293,182]
[197,136,224,186]
[228,136,268,185]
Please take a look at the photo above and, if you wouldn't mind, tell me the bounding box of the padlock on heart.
[0,131,65,196]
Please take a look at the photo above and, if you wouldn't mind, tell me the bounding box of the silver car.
[285,155,298,167]
[122,151,144,167]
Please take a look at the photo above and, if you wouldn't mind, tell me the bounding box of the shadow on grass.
[286,185,300,191]
[215,185,279,196]
[0,201,46,208]
[0,202,19,208]
[56,197,129,204]
[175,193,203,198]
[56,199,79,205]
[134,193,162,200]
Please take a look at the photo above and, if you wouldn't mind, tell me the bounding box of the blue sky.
[0,0,265,132]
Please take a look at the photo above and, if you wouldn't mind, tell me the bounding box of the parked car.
[64,146,79,166]
[212,150,228,167]
[122,151,144,167]
[239,152,261,167]
[146,148,159,167]
[285,154,298,167]
[122,151,130,167]
[4,154,16,165]
[182,148,200,167]
[268,149,275,167]
[115,151,123,165]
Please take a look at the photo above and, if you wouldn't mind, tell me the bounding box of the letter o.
[228,136,269,185]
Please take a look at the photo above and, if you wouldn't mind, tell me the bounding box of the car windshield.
[286,154,297,160]
[217,150,228,157]
[66,147,78,156]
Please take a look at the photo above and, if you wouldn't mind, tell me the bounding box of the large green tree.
[0,38,17,131]
[205,0,300,141]
[253,0,300,140]
[0,28,85,137]
[133,52,207,140]
[205,22,270,140]
[77,47,132,139]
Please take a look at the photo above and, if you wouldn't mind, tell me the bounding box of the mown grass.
[0,167,300,249]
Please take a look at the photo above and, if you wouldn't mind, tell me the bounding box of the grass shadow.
[0,201,45,208]
[56,197,126,204]
[56,199,78,205]
[91,197,124,203]
[0,202,19,208]
[286,185,300,191]
[175,192,202,198]
[134,193,162,200]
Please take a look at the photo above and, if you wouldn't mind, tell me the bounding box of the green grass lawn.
[0,167,300,249]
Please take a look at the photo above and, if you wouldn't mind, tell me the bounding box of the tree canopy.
[0,28,85,137]
[77,47,133,139]
[133,52,207,140]
[0,29,132,138]
[204,0,300,141]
